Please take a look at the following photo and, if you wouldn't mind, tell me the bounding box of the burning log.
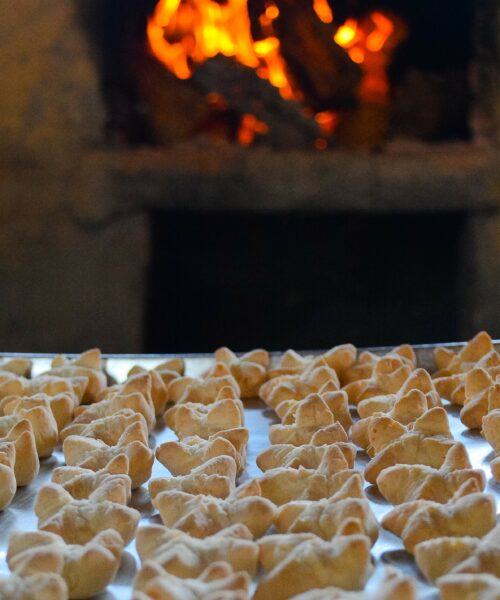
[191,56,320,147]
[271,0,362,111]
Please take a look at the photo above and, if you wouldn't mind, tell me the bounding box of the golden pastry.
[257,450,363,505]
[0,419,38,486]
[0,442,16,511]
[72,390,156,432]
[343,355,414,406]
[62,421,153,489]
[274,478,378,544]
[354,405,450,456]
[2,392,75,431]
[164,396,244,439]
[460,367,500,429]
[133,560,250,600]
[149,455,237,499]
[214,347,269,397]
[167,363,240,404]
[268,394,348,446]
[364,434,468,484]
[136,523,259,577]
[414,523,500,582]
[260,362,340,410]
[44,348,107,404]
[51,456,131,504]
[0,572,67,600]
[253,534,373,600]
[437,573,500,600]
[276,390,352,432]
[152,485,276,538]
[7,528,123,599]
[376,443,485,504]
[128,359,184,415]
[381,492,496,554]
[0,403,58,457]
[35,483,140,544]
[257,442,356,472]
[156,427,248,476]
[289,567,416,599]
[356,368,441,419]
[268,345,356,382]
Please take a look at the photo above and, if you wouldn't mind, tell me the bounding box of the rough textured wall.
[0,0,149,352]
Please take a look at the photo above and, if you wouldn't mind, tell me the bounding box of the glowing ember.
[313,0,333,24]
[238,113,269,146]
[147,0,404,145]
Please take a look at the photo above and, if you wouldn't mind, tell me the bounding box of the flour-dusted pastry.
[257,450,363,505]
[149,455,237,499]
[341,345,416,386]
[483,408,500,481]
[2,392,75,431]
[356,368,442,419]
[60,407,149,443]
[44,348,107,404]
[128,359,185,415]
[274,481,379,544]
[0,442,16,511]
[0,371,88,405]
[289,567,417,600]
[63,421,153,488]
[414,523,500,582]
[268,394,348,446]
[0,419,38,486]
[257,442,356,472]
[343,355,416,406]
[354,405,450,456]
[364,433,469,484]
[164,396,244,439]
[136,523,259,577]
[254,534,373,600]
[258,519,366,573]
[460,367,500,429]
[276,390,352,432]
[0,403,58,457]
[152,484,276,538]
[0,358,32,377]
[35,483,140,544]
[381,492,496,554]
[51,456,131,504]
[0,572,67,600]
[7,528,123,599]
[433,333,499,405]
[437,573,500,600]
[133,560,250,600]
[213,347,269,398]
[433,332,495,377]
[268,345,357,382]
[168,362,241,405]
[260,362,340,410]
[72,389,156,432]
[156,427,249,476]
[376,443,485,504]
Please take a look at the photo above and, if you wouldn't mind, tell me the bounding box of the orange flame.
[147,1,403,144]
[313,0,333,24]
[147,0,293,98]
[334,11,402,103]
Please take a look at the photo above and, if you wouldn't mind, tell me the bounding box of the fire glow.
[147,0,403,145]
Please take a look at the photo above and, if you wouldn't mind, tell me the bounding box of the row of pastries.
[0,332,498,599]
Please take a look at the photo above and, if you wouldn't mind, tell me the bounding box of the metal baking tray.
[0,343,499,599]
